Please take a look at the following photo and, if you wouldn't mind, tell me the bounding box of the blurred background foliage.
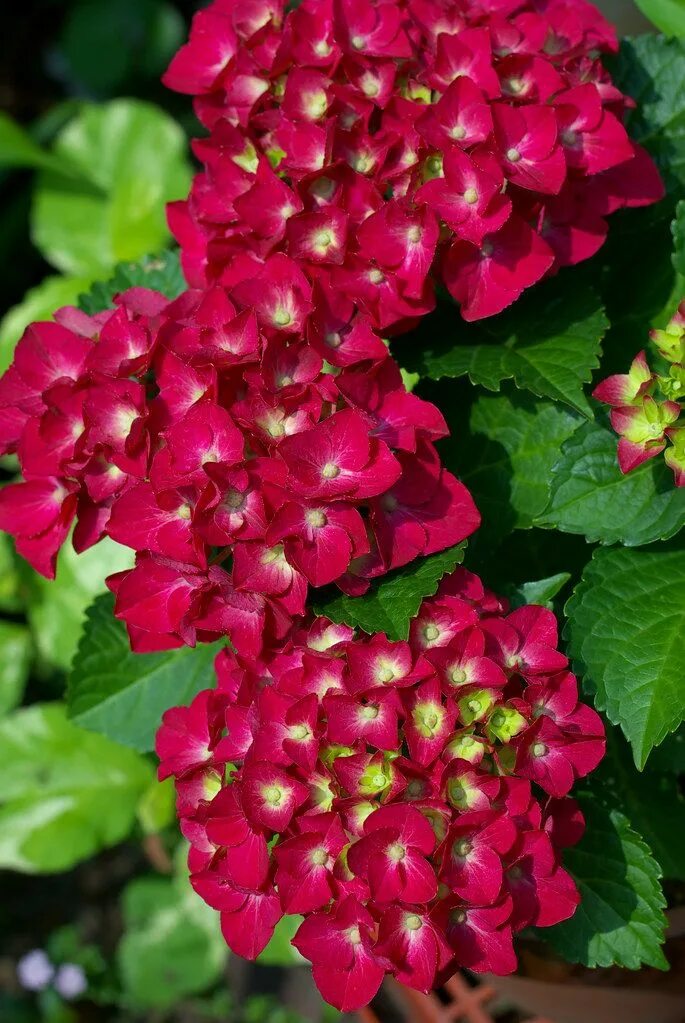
[0,3,321,1020]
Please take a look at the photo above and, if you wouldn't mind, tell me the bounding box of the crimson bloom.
[156,568,605,1009]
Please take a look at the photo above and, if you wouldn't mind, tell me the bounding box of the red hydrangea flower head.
[0,287,479,650]
[156,567,605,1010]
[164,0,663,323]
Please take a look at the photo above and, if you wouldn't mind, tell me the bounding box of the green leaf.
[613,35,685,194]
[565,546,685,768]
[118,876,226,1009]
[0,534,24,614]
[0,623,32,717]
[61,0,185,95]
[0,274,93,375]
[450,392,581,545]
[539,419,685,546]
[68,593,225,752]
[589,729,685,881]
[541,796,668,970]
[648,724,685,774]
[23,537,133,674]
[0,703,151,872]
[0,112,79,176]
[395,277,607,416]
[136,777,176,835]
[77,249,185,315]
[313,544,466,639]
[257,915,304,966]
[672,199,685,276]
[32,100,191,277]
[507,573,572,610]
[634,0,685,36]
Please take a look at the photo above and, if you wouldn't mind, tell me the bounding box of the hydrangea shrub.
[1,0,684,1010]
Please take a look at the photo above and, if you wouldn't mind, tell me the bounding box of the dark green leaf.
[395,277,607,416]
[0,704,151,872]
[313,544,466,639]
[672,198,685,276]
[565,546,685,768]
[539,419,685,546]
[540,796,667,970]
[68,593,225,752]
[78,249,185,314]
[61,0,185,94]
[648,724,685,774]
[451,392,581,546]
[589,729,685,881]
[613,35,685,195]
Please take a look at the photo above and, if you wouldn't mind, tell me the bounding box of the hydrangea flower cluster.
[593,300,685,486]
[156,567,605,1010]
[163,0,663,323]
[0,284,478,653]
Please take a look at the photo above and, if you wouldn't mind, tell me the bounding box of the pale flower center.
[263,784,284,806]
[306,508,327,528]
[273,307,293,327]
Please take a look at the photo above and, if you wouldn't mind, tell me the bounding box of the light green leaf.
[0,622,32,717]
[77,249,185,315]
[68,593,225,752]
[257,915,305,966]
[541,797,668,970]
[118,876,226,1009]
[0,703,152,872]
[313,544,466,639]
[396,278,607,415]
[565,546,685,768]
[0,112,79,175]
[136,777,176,836]
[507,573,572,610]
[32,100,191,276]
[634,0,685,36]
[24,537,133,674]
[450,392,581,544]
[613,35,685,194]
[0,274,93,375]
[539,419,685,546]
[0,533,23,614]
